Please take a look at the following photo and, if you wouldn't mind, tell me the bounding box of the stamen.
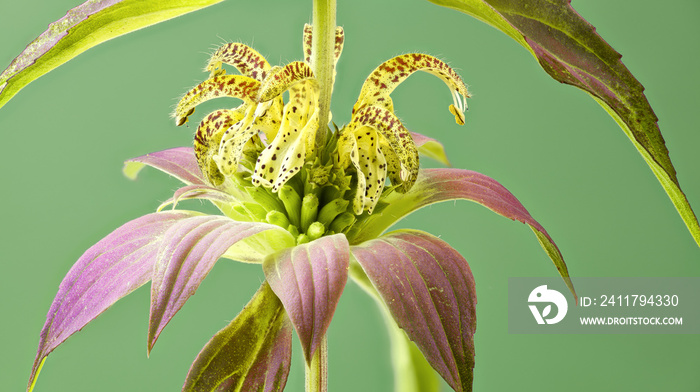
[452,89,461,112]
[449,89,466,125]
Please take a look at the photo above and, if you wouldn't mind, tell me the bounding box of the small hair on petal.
[205,42,272,82]
[173,75,261,126]
[352,53,471,122]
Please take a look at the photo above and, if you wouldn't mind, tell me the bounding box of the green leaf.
[221,229,297,264]
[426,0,700,246]
[0,0,224,109]
[412,132,451,167]
[348,261,441,392]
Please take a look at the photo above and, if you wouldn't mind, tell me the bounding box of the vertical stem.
[311,0,336,150]
[305,335,328,392]
[306,3,334,390]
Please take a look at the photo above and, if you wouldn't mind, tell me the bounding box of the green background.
[1,0,698,391]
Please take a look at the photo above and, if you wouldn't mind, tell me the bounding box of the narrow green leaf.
[0,0,224,109]
[427,0,700,246]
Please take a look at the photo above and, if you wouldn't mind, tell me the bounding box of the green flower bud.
[245,186,285,213]
[279,185,302,227]
[300,193,320,232]
[296,233,310,245]
[329,212,356,233]
[306,221,326,240]
[318,198,350,227]
[287,224,300,238]
[266,210,291,228]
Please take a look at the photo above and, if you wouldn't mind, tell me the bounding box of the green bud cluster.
[225,169,354,245]
[270,161,355,244]
[221,127,364,245]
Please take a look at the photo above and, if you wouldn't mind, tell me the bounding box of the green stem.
[305,335,328,392]
[305,4,334,391]
[311,0,336,150]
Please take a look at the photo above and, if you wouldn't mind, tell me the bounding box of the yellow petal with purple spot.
[334,27,345,65]
[257,61,315,103]
[354,129,388,214]
[353,53,470,125]
[252,80,319,192]
[303,24,312,64]
[194,108,245,185]
[379,139,408,192]
[205,43,271,82]
[174,75,260,126]
[302,24,345,66]
[214,103,283,177]
[350,106,419,192]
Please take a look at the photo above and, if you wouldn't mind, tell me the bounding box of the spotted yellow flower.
[338,53,470,213]
[174,25,344,193]
[174,26,470,219]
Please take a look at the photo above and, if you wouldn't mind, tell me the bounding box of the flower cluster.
[27,25,571,392]
[172,24,470,226]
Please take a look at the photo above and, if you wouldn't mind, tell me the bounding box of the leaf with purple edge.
[426,0,700,246]
[0,0,224,109]
[148,215,293,353]
[349,168,574,297]
[349,262,441,392]
[183,281,292,392]
[351,230,477,392]
[27,210,201,392]
[412,132,451,166]
[124,147,206,185]
[156,186,296,263]
[128,148,258,219]
[157,184,241,212]
[262,233,350,363]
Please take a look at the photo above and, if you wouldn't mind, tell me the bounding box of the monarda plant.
[1,1,697,391]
